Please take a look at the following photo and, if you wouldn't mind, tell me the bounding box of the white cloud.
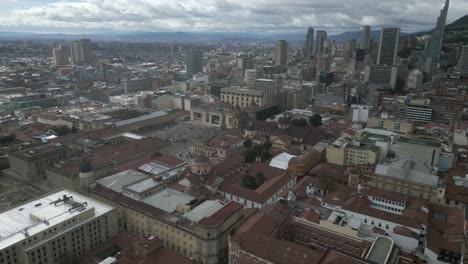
[0,0,467,34]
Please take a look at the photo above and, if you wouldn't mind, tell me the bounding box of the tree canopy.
[309,114,323,127]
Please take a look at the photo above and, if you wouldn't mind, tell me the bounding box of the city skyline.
[0,0,467,34]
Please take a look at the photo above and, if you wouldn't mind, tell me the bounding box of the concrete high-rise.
[304,27,314,59]
[316,55,331,79]
[420,0,450,74]
[0,189,119,264]
[255,79,279,104]
[275,40,288,67]
[377,28,400,66]
[460,45,468,76]
[69,38,93,65]
[186,49,203,77]
[361,25,371,50]
[245,69,261,88]
[314,30,327,56]
[52,45,68,66]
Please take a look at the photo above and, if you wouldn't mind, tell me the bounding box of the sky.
[0,0,467,34]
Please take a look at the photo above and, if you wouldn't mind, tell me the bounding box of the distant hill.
[446,15,468,31]
[0,15,466,43]
[444,15,468,44]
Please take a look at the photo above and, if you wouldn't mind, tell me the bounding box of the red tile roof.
[298,209,321,223]
[219,171,294,204]
[152,155,185,167]
[234,232,323,264]
[393,226,419,239]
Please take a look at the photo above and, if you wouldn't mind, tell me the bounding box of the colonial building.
[89,165,244,264]
[221,86,265,108]
[6,143,68,181]
[370,156,445,204]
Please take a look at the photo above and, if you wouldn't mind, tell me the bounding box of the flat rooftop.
[0,189,114,250]
[139,162,172,175]
[142,189,195,213]
[183,200,224,223]
[97,169,150,193]
[366,236,394,264]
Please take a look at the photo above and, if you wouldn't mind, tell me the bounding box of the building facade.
[0,189,119,264]
[275,40,288,67]
[221,87,265,108]
[377,28,400,66]
[186,49,203,77]
[7,144,68,181]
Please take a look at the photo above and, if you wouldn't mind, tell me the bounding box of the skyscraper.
[377,28,400,66]
[316,55,331,80]
[52,45,68,66]
[69,38,93,65]
[421,0,450,74]
[460,45,468,76]
[186,49,203,77]
[80,38,92,63]
[314,30,327,56]
[304,27,314,59]
[275,40,288,67]
[361,25,371,50]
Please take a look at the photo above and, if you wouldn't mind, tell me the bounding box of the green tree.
[71,125,78,133]
[53,125,70,136]
[261,151,272,162]
[243,139,253,149]
[0,134,15,146]
[244,149,257,163]
[256,172,265,185]
[309,114,323,127]
[241,176,259,190]
[262,141,272,150]
[290,118,307,127]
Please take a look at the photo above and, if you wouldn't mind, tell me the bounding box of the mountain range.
[0,15,466,43]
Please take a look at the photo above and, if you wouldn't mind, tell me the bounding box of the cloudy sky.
[0,0,467,34]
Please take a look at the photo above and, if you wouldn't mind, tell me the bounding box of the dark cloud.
[0,0,466,34]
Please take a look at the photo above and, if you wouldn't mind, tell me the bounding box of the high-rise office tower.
[421,0,450,74]
[460,45,468,76]
[80,38,92,63]
[304,27,314,59]
[186,49,203,77]
[52,45,68,66]
[377,28,400,66]
[314,30,327,56]
[275,40,288,67]
[361,25,371,50]
[69,38,93,65]
[316,55,331,79]
[69,40,82,65]
[255,79,279,104]
[237,57,253,70]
